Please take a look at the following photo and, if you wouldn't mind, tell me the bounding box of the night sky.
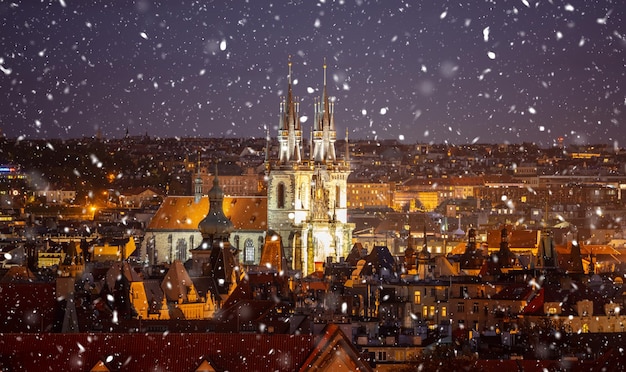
[1,0,624,146]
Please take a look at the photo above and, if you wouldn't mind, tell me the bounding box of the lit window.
[441,306,447,318]
[414,291,421,304]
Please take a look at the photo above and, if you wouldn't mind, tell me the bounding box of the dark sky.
[1,0,624,146]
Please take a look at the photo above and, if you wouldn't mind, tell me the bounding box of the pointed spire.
[345,128,350,161]
[287,56,294,124]
[194,149,203,203]
[322,58,330,127]
[323,57,327,86]
[198,164,234,243]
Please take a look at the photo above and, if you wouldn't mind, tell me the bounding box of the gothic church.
[265,60,353,276]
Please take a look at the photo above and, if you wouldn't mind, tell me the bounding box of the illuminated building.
[265,60,353,275]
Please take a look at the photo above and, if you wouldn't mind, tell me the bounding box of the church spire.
[345,128,350,162]
[277,56,303,164]
[194,150,203,204]
[313,58,337,163]
[198,164,233,244]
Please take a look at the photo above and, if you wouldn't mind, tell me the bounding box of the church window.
[167,234,173,263]
[244,239,255,264]
[175,239,187,261]
[277,183,285,208]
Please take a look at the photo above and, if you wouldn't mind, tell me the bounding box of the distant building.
[34,188,76,205]
[347,181,394,209]
[119,187,162,208]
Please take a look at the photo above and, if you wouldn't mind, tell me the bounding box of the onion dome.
[198,174,234,241]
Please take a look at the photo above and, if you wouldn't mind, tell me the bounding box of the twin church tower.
[265,60,354,275]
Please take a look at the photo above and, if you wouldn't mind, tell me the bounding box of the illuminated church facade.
[265,61,354,275]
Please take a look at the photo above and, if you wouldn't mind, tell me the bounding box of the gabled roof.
[121,186,162,197]
[486,229,540,249]
[105,261,142,290]
[147,196,266,231]
[161,260,194,301]
[299,324,373,372]
[0,265,37,282]
[90,360,110,371]
[360,246,396,277]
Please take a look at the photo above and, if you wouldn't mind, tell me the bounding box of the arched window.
[244,238,255,264]
[176,239,188,262]
[277,182,285,209]
[167,234,173,263]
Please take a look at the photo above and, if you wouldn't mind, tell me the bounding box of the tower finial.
[323,57,327,87]
[288,55,292,85]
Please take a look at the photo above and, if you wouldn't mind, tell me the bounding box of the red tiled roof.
[147,196,267,231]
[0,333,316,371]
[0,282,59,332]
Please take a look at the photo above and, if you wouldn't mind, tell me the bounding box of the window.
[414,291,421,304]
[423,306,428,318]
[441,306,447,318]
[457,303,465,313]
[277,183,285,208]
[244,239,255,264]
[473,303,479,314]
[429,306,435,318]
[175,239,187,262]
[548,307,558,314]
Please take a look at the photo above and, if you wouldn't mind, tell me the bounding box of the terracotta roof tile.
[147,196,267,231]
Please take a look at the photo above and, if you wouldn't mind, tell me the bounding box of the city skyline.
[1,1,624,146]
